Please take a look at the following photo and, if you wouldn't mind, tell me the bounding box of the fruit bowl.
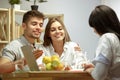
[42,55,65,71]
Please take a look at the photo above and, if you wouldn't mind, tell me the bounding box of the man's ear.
[22,23,26,30]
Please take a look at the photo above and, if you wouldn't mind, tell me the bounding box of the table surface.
[1,71,94,80]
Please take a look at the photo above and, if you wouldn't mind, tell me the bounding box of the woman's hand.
[85,67,94,74]
[64,65,72,71]
[82,63,94,73]
[74,44,81,51]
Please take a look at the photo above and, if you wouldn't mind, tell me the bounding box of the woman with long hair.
[84,5,120,80]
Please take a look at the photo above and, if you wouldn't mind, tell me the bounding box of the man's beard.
[31,35,40,39]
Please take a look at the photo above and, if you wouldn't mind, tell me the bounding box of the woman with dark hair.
[83,5,120,80]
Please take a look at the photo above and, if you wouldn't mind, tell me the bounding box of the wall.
[0,0,101,60]
[101,0,120,20]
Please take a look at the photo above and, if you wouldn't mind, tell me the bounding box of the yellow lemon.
[51,55,59,61]
[42,56,51,64]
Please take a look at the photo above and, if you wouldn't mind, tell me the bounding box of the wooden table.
[1,71,94,80]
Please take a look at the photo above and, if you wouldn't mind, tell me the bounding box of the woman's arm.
[88,62,109,80]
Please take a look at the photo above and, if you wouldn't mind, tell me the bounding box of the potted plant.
[9,0,21,9]
[9,0,21,5]
[26,0,47,10]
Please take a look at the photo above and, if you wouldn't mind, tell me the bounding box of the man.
[0,10,45,73]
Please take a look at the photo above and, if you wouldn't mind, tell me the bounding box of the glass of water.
[71,50,88,70]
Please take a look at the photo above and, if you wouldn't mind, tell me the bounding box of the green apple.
[46,63,53,70]
[51,58,60,69]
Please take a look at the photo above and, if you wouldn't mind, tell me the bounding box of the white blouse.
[92,33,120,80]
[36,41,87,69]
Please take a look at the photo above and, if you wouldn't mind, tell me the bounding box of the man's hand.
[33,50,43,59]
[14,58,26,70]
[38,64,46,71]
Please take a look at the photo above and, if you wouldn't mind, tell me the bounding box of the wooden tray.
[1,71,94,80]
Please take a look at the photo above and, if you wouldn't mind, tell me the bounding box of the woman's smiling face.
[49,21,65,42]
